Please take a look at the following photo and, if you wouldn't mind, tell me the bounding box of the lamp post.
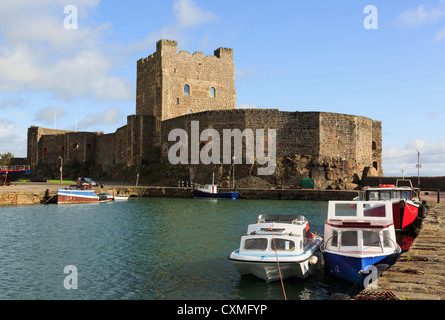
[232,156,236,190]
[58,156,63,183]
[342,157,346,190]
[416,149,421,197]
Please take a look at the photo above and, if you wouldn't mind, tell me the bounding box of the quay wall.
[108,186,357,201]
[0,186,357,206]
[0,193,42,206]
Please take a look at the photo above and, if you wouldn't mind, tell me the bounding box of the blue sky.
[0,0,444,176]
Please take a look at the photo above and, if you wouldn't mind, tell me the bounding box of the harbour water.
[0,198,361,300]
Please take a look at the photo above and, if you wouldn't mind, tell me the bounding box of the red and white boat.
[356,180,428,233]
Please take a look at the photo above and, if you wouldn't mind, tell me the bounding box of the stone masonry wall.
[136,39,236,121]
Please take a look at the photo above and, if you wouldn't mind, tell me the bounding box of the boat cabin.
[324,201,398,253]
[358,180,419,202]
[196,183,218,194]
[240,214,312,255]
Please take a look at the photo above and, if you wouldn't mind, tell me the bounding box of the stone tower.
[136,39,236,121]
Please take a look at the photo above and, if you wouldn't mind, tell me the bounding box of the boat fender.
[309,256,318,265]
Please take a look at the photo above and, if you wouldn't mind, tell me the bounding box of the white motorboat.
[229,214,323,282]
[114,194,129,200]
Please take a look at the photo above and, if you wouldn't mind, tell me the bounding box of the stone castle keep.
[27,39,383,188]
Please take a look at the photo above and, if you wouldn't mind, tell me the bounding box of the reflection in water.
[0,198,363,300]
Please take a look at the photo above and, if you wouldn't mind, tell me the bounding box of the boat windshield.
[274,239,296,251]
[244,238,268,250]
[327,229,394,251]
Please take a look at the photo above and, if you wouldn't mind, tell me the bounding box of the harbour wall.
[116,187,358,201]
[0,192,42,206]
[0,186,358,205]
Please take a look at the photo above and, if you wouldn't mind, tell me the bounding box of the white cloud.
[433,28,445,42]
[33,107,67,124]
[396,0,445,27]
[173,0,219,28]
[125,0,219,54]
[0,120,27,157]
[0,0,133,101]
[383,139,445,177]
[78,108,124,130]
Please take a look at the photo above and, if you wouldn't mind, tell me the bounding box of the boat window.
[273,239,295,251]
[391,190,401,200]
[244,238,268,250]
[363,204,386,217]
[401,191,411,200]
[380,191,390,200]
[334,203,357,217]
[363,231,380,247]
[368,191,379,201]
[331,229,338,247]
[382,230,391,248]
[341,231,358,246]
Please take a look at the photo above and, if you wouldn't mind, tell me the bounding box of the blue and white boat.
[193,173,239,199]
[321,201,402,287]
[229,214,323,282]
[57,188,99,204]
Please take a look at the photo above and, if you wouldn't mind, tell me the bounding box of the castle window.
[59,146,65,153]
[87,143,92,150]
[72,143,79,150]
[176,98,179,104]
[189,109,193,114]
[372,141,377,150]
[184,84,190,96]
[210,87,216,98]
[42,147,48,154]
[373,161,378,171]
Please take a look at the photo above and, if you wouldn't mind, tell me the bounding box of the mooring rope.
[268,227,287,300]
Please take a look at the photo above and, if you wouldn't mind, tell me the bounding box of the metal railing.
[0,165,31,171]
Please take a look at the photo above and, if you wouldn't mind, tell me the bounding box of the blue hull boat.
[323,250,401,286]
[0,165,31,184]
[193,173,239,199]
[322,200,402,288]
[193,188,239,199]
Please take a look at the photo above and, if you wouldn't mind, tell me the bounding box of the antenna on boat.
[212,172,215,185]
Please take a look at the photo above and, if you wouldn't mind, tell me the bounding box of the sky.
[0,0,444,177]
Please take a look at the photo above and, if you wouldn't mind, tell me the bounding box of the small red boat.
[356,180,428,233]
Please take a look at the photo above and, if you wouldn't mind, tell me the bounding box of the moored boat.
[114,194,129,200]
[98,192,113,202]
[229,214,322,282]
[0,165,31,185]
[321,201,402,287]
[193,173,239,199]
[356,179,428,232]
[57,188,99,204]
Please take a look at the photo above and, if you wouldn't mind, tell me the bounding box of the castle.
[27,39,383,187]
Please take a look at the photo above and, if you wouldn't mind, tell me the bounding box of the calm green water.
[0,198,360,300]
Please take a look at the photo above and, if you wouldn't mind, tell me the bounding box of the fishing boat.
[57,188,99,204]
[0,165,31,185]
[321,201,402,287]
[229,214,323,282]
[98,192,113,202]
[193,173,239,199]
[356,179,428,232]
[114,194,129,200]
